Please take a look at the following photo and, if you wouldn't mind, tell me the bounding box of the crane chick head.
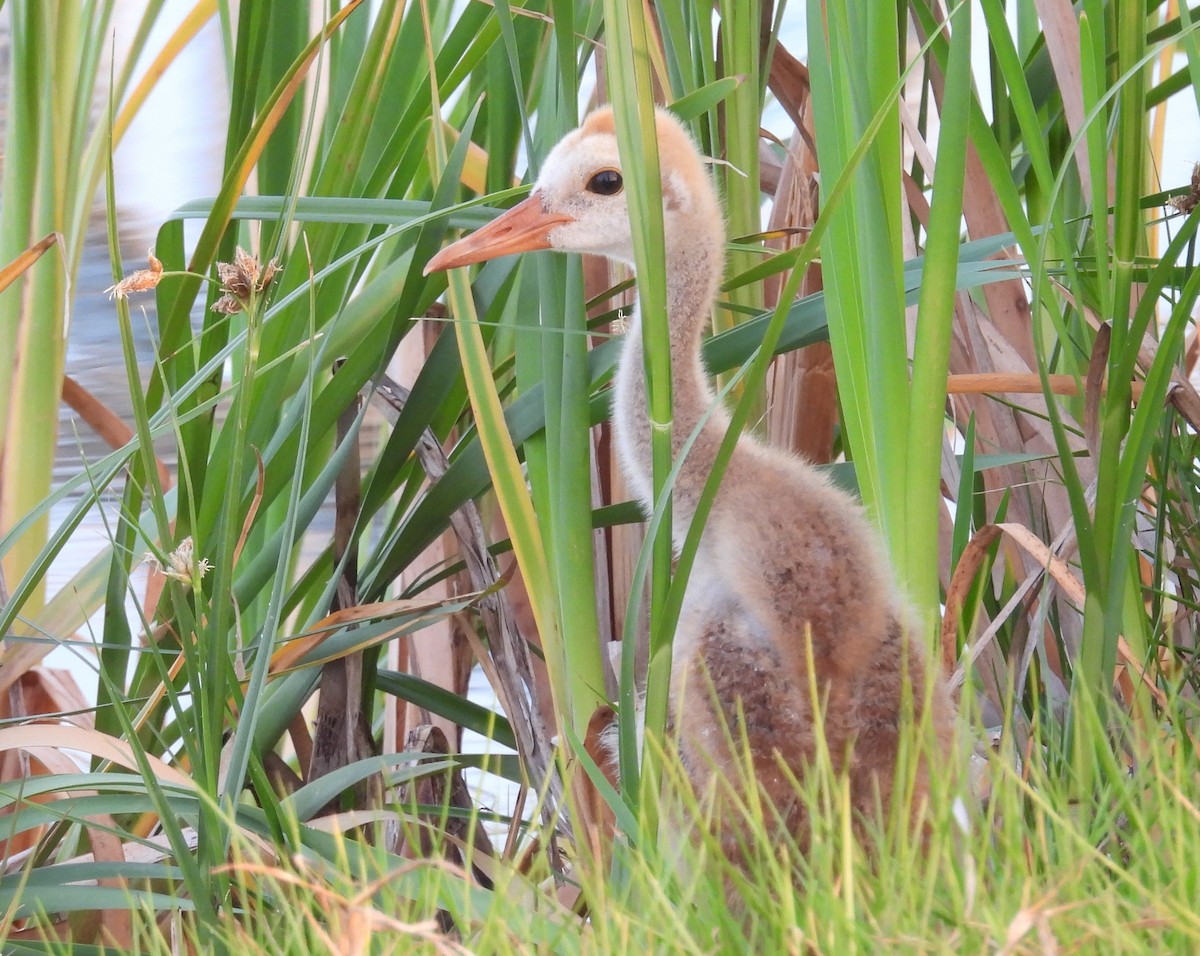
[425,106,720,274]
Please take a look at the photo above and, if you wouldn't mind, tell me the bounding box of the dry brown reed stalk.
[393,722,497,922]
[308,391,379,811]
[384,318,475,752]
[945,373,1148,399]
[763,59,837,464]
[372,374,562,816]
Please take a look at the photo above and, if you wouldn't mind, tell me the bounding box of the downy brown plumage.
[426,107,955,852]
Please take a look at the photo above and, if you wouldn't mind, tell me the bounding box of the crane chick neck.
[534,107,726,337]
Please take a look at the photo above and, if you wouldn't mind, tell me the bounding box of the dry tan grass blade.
[945,372,1146,400]
[943,523,1168,712]
[0,666,89,730]
[0,723,194,789]
[763,82,837,463]
[0,233,58,295]
[1,670,90,851]
[267,596,478,675]
[910,6,1079,639]
[942,522,1083,678]
[1032,0,1112,199]
[1,745,132,947]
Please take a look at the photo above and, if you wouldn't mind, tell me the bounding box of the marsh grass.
[15,709,1195,954]
[2,0,1200,951]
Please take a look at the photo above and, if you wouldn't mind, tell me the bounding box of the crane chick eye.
[586,169,623,196]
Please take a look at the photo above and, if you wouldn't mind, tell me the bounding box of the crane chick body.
[427,107,954,848]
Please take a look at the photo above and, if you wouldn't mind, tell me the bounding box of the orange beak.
[424,194,574,275]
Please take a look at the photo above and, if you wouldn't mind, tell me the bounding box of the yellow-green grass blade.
[904,0,972,625]
[808,0,910,563]
[601,0,677,808]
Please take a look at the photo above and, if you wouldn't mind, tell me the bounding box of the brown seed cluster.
[104,250,163,299]
[1169,162,1200,215]
[212,246,280,314]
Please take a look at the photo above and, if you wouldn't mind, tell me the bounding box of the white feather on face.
[528,109,723,269]
[533,129,635,263]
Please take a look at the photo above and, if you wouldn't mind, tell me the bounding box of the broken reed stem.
[370,373,562,820]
